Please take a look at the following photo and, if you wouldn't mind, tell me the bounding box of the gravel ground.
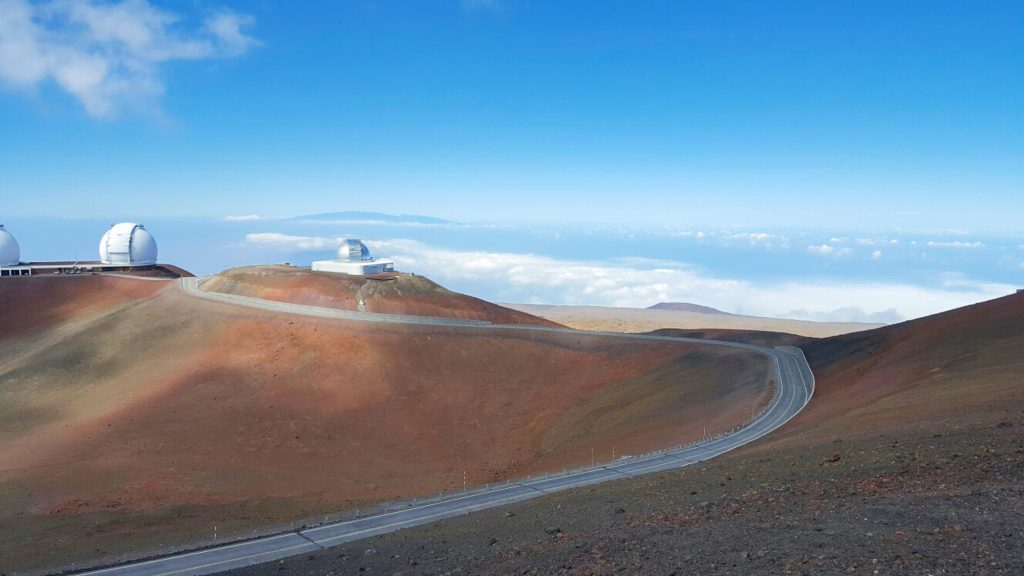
[229,414,1023,576]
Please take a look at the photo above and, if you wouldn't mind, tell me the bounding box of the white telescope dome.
[0,225,20,266]
[337,239,371,262]
[99,223,158,265]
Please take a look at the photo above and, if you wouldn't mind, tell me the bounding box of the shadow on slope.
[0,276,772,574]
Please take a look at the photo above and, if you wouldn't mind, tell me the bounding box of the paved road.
[75,279,815,576]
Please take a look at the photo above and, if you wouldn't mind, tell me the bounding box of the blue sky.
[0,1,1021,320]
[2,0,1022,228]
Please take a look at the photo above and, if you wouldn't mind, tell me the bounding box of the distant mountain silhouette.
[648,302,732,315]
[290,211,453,225]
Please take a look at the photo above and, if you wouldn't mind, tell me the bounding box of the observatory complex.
[312,239,395,275]
[0,222,185,277]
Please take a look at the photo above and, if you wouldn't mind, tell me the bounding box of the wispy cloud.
[223,214,263,222]
[245,232,341,251]
[671,230,706,239]
[807,243,852,257]
[926,240,986,249]
[0,0,259,118]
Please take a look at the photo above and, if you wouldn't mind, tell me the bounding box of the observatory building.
[0,225,23,274]
[99,222,158,266]
[312,239,395,275]
[1,222,177,278]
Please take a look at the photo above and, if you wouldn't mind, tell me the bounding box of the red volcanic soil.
[0,275,772,573]
[0,275,167,344]
[792,291,1024,432]
[203,265,556,326]
[260,293,1024,576]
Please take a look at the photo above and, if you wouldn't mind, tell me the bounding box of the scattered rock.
[544,526,562,535]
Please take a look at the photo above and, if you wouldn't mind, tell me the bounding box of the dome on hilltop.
[99,223,158,265]
[0,225,20,266]
[337,239,371,262]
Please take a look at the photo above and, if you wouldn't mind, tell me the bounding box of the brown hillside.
[254,293,1024,576]
[793,291,1024,432]
[0,276,773,573]
[203,265,557,326]
[0,275,166,342]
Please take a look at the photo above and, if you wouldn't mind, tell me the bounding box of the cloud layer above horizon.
[0,0,258,118]
[244,233,1017,324]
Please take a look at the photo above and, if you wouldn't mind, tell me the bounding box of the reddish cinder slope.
[203,265,557,326]
[788,291,1024,435]
[239,297,1024,576]
[0,276,772,573]
[0,275,166,342]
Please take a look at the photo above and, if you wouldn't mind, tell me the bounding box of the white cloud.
[727,231,773,244]
[784,307,903,324]
[202,10,258,57]
[671,230,706,239]
[925,240,986,249]
[241,235,1018,322]
[245,232,341,251]
[0,0,258,118]
[871,250,883,261]
[367,239,1015,322]
[223,214,262,222]
[807,244,852,257]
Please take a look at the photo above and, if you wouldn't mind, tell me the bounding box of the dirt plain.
[239,293,1024,576]
[504,303,883,338]
[0,274,773,574]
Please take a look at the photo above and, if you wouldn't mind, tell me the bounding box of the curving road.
[75,278,815,576]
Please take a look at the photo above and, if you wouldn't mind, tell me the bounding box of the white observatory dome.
[337,239,371,262]
[99,223,158,266]
[0,225,21,266]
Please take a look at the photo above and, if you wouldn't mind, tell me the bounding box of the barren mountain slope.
[0,276,773,573]
[0,275,166,343]
[252,293,1024,576]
